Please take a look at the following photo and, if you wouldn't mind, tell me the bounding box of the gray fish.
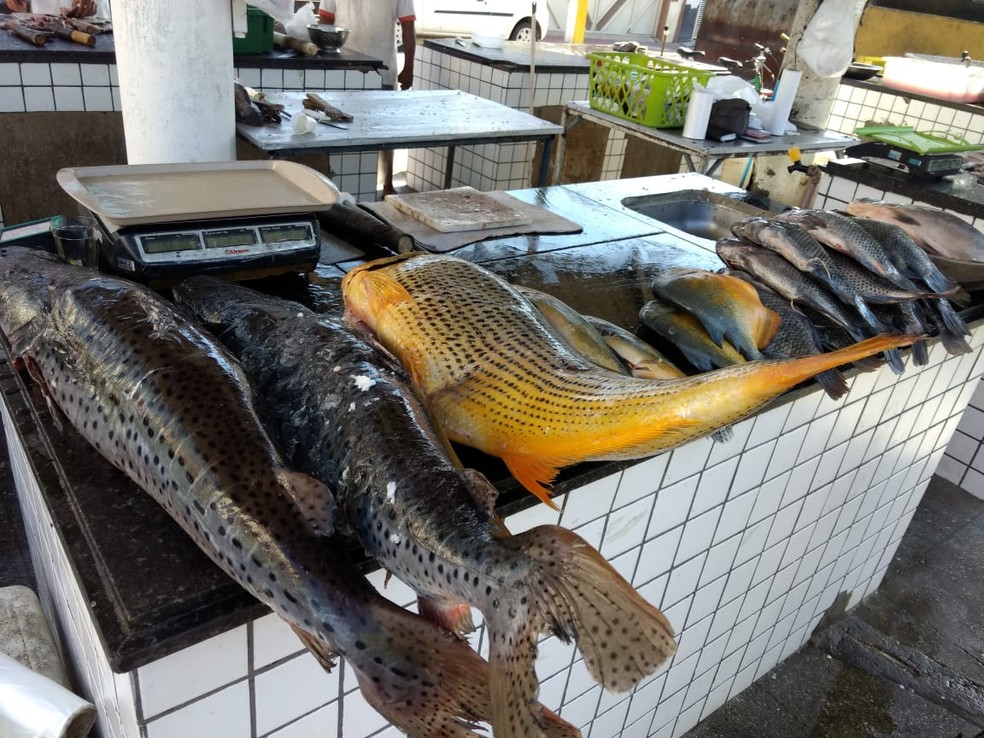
[732,218,888,335]
[919,299,973,357]
[851,216,956,294]
[174,276,673,738]
[778,209,922,292]
[517,285,629,374]
[0,247,535,738]
[844,199,984,262]
[716,237,905,375]
[823,248,940,304]
[728,271,848,400]
[583,315,685,379]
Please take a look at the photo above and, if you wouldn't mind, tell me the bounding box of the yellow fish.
[343,253,917,506]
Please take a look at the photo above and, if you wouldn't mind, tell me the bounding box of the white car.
[413,0,549,41]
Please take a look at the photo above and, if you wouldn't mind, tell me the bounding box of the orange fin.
[287,621,339,671]
[418,596,476,636]
[361,267,415,311]
[755,306,783,349]
[501,454,561,509]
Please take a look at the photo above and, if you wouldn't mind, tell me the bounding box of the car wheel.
[509,19,540,42]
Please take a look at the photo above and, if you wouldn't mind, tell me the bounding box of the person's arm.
[398,18,415,90]
[4,0,29,12]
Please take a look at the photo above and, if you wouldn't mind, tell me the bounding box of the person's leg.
[380,149,395,197]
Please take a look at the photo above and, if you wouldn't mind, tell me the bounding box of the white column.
[113,0,236,164]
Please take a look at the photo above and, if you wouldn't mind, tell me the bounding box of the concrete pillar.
[113,0,236,164]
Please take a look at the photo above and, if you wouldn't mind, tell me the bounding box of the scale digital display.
[260,224,312,244]
[141,233,202,254]
[204,228,258,249]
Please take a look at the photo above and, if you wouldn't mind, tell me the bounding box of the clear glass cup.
[51,215,101,267]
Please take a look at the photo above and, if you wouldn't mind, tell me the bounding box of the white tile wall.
[828,82,984,145]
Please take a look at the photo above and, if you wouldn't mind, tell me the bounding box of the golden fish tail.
[487,526,675,736]
[762,333,919,389]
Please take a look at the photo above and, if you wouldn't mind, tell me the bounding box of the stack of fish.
[719,201,973,369]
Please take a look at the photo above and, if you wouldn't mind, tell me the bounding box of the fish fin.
[701,319,727,348]
[417,596,476,636]
[756,307,783,350]
[911,339,929,366]
[813,368,849,400]
[359,267,416,312]
[287,622,339,671]
[501,454,561,510]
[934,299,971,338]
[630,361,685,380]
[505,525,676,693]
[939,332,973,357]
[276,468,336,538]
[853,297,889,334]
[6,314,45,358]
[884,347,905,375]
[710,425,734,444]
[18,354,65,434]
[460,467,500,518]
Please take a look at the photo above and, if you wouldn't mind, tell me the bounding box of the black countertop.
[824,160,984,219]
[0,27,383,69]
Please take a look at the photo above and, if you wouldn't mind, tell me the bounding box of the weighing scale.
[56,160,341,284]
[846,125,982,179]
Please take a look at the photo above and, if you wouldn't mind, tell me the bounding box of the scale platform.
[849,125,982,179]
[56,161,341,284]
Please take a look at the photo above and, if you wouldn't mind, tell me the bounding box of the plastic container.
[233,7,274,55]
[587,51,713,128]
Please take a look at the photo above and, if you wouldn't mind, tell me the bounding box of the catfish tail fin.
[505,526,677,693]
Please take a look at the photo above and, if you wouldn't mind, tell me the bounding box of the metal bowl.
[307,24,350,53]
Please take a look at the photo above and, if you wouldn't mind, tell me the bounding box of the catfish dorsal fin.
[277,468,336,538]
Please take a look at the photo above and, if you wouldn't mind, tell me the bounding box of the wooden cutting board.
[385,186,533,233]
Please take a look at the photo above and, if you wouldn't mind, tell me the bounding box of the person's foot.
[381,184,397,198]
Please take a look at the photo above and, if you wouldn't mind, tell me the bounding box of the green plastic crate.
[587,52,713,128]
[233,7,274,55]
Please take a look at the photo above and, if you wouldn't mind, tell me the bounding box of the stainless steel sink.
[621,190,772,241]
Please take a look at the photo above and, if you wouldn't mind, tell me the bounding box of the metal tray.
[56,160,340,228]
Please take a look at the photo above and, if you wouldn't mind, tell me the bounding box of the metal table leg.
[444,145,457,190]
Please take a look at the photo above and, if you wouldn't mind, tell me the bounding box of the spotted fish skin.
[341,253,916,501]
[0,247,515,738]
[175,277,671,738]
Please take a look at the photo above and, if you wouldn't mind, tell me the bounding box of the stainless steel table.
[236,89,563,188]
[555,100,858,180]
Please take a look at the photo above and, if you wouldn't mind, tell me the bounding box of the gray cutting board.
[385,186,534,233]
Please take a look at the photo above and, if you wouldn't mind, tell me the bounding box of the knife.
[302,109,350,130]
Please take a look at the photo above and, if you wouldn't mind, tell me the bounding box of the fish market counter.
[5,172,984,738]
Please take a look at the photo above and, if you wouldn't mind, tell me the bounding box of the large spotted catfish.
[173,276,675,738]
[0,247,569,738]
[342,252,918,504]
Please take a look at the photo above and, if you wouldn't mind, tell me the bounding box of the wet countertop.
[0,173,772,672]
[824,159,984,219]
[0,26,383,69]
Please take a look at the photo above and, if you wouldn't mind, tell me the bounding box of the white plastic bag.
[798,0,863,78]
[284,2,318,40]
[247,0,294,23]
[0,653,95,738]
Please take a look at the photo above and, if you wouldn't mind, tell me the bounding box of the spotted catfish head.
[0,247,65,351]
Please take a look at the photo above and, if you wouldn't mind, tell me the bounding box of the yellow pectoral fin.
[363,269,416,313]
[501,453,563,510]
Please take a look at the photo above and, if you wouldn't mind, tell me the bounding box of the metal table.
[236,89,563,188]
[555,100,858,180]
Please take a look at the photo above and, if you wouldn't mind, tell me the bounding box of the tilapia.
[844,199,984,262]
[822,248,942,304]
[716,238,869,343]
[342,253,916,500]
[728,271,848,400]
[516,285,628,374]
[732,218,887,334]
[583,314,685,379]
[638,299,745,371]
[778,209,921,292]
[650,267,781,360]
[0,247,522,738]
[872,301,929,366]
[851,216,956,294]
[717,236,905,374]
[174,277,673,738]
